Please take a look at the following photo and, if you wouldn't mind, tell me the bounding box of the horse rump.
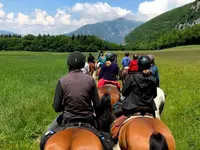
[149,132,169,150]
[40,131,55,150]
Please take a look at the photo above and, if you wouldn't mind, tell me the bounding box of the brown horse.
[97,85,121,133]
[43,86,116,150]
[45,128,103,150]
[119,68,129,87]
[89,62,96,78]
[112,115,176,150]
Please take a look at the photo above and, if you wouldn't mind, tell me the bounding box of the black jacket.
[53,70,100,123]
[121,72,157,112]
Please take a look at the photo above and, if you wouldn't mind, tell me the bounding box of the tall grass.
[0,46,200,150]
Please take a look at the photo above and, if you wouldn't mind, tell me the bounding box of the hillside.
[0,30,15,35]
[125,0,200,49]
[67,18,143,44]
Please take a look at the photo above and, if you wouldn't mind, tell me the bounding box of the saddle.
[110,106,155,141]
[40,121,113,150]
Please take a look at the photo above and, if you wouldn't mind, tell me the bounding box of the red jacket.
[128,60,138,72]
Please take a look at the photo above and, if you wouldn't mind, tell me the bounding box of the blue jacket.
[122,57,131,67]
[98,63,119,81]
[150,65,160,87]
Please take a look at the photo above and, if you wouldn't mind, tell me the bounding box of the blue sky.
[0,0,195,35]
[1,0,144,15]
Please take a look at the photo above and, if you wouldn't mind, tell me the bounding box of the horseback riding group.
[40,51,176,150]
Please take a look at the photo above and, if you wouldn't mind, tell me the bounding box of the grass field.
[0,45,200,150]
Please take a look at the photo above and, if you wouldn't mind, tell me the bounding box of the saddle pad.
[122,115,154,126]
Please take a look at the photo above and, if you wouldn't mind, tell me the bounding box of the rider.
[88,53,95,65]
[148,54,160,87]
[98,52,121,91]
[47,51,100,133]
[117,56,157,117]
[128,54,139,74]
[121,52,131,69]
[97,51,106,68]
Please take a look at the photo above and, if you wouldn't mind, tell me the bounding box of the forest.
[0,34,124,52]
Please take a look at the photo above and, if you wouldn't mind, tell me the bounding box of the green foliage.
[125,0,200,50]
[0,34,121,52]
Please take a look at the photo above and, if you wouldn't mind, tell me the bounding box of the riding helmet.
[138,56,151,71]
[147,54,155,63]
[67,51,86,69]
[106,52,115,62]
[133,54,138,60]
[125,52,129,57]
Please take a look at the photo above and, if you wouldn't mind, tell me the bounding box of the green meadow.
[0,45,200,150]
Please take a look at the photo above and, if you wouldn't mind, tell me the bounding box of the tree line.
[0,34,125,52]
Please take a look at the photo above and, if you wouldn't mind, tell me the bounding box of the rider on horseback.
[128,54,139,74]
[121,52,131,69]
[97,51,106,68]
[47,51,100,132]
[88,53,95,65]
[98,52,121,91]
[115,56,157,117]
[148,54,160,87]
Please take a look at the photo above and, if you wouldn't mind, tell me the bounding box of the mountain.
[125,0,200,49]
[66,18,143,44]
[0,30,15,35]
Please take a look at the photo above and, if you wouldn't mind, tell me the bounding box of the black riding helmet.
[133,54,138,60]
[67,51,86,70]
[106,52,115,62]
[125,52,129,57]
[138,56,151,71]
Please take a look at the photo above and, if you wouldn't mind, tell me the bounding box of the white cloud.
[138,0,195,20]
[16,13,30,25]
[0,1,196,35]
[71,2,132,23]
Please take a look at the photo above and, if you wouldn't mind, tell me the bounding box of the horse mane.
[98,93,113,132]
[149,132,169,150]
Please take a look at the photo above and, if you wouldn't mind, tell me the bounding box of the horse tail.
[150,132,169,150]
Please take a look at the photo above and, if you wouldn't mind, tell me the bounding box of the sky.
[0,0,196,35]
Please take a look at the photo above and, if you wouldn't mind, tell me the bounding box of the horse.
[44,128,103,150]
[119,71,166,120]
[119,68,129,87]
[88,62,96,79]
[42,92,115,150]
[112,115,176,150]
[154,87,166,119]
[97,84,121,132]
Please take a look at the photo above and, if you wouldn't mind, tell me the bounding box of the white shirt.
[81,62,89,74]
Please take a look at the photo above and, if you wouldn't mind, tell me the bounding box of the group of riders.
[40,50,161,149]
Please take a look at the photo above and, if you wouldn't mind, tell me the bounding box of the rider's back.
[99,62,119,81]
[58,70,98,121]
[122,70,157,112]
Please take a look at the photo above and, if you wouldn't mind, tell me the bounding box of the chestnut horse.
[44,128,103,150]
[89,62,96,79]
[42,86,118,150]
[97,85,121,132]
[113,116,176,150]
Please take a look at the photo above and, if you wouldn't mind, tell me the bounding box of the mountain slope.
[67,18,143,44]
[0,30,15,35]
[125,0,200,49]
